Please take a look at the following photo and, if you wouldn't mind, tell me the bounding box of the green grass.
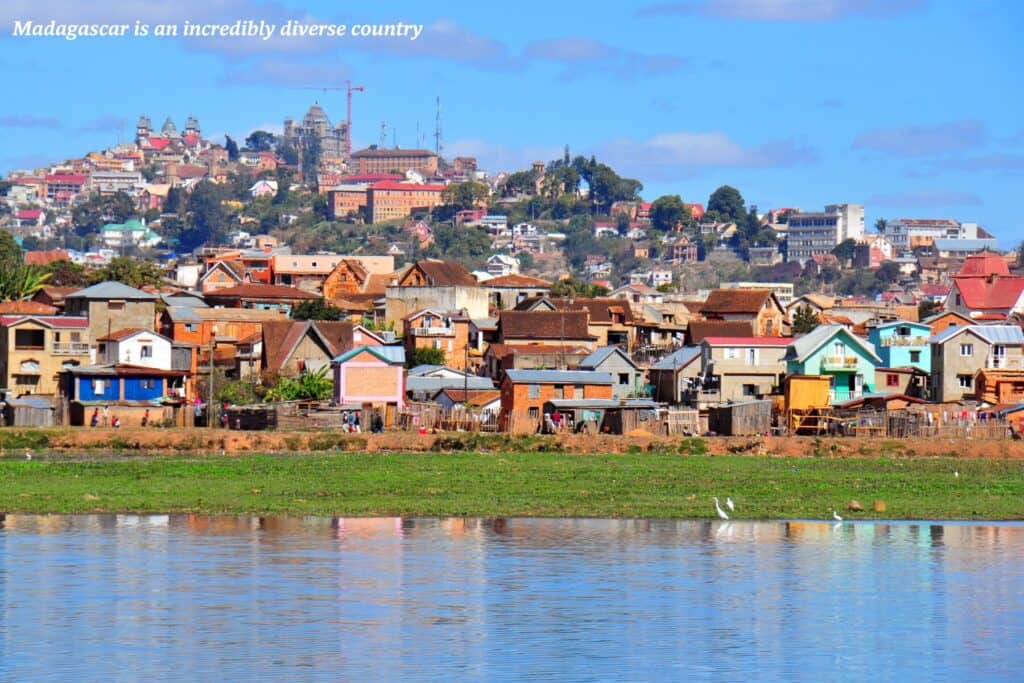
[1,451,1021,519]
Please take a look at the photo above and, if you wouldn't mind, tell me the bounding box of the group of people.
[89,407,152,428]
[340,410,385,433]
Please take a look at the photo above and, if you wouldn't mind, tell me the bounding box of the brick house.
[700,289,787,337]
[499,369,613,433]
[403,308,474,370]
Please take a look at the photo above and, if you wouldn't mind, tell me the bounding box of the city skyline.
[1,0,1022,242]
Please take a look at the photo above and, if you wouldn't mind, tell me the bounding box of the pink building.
[332,346,406,423]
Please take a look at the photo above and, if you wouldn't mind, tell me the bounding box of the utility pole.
[434,95,443,157]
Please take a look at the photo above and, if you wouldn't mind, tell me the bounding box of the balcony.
[52,342,90,355]
[410,326,454,337]
[829,389,863,403]
[879,336,929,347]
[820,356,859,371]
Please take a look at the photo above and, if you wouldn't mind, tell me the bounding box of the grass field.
[1,451,1022,519]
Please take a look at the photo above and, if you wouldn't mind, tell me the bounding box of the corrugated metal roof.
[932,238,998,251]
[165,305,202,323]
[505,370,614,384]
[66,281,157,300]
[406,376,496,393]
[332,345,405,365]
[578,346,636,370]
[788,324,881,364]
[930,324,1024,345]
[545,398,662,409]
[650,346,701,371]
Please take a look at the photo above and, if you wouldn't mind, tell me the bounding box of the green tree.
[649,195,688,232]
[0,229,22,263]
[89,257,164,289]
[501,170,536,197]
[516,251,535,270]
[276,143,299,166]
[791,304,820,334]
[71,192,136,238]
[918,299,941,320]
[831,238,857,265]
[245,130,276,152]
[409,347,446,367]
[441,181,489,212]
[45,259,89,287]
[180,181,229,251]
[0,265,50,301]
[263,366,333,402]
[875,218,888,233]
[301,136,322,179]
[225,135,240,162]
[164,185,184,214]
[550,278,609,298]
[292,298,345,321]
[707,185,746,223]
[423,225,491,266]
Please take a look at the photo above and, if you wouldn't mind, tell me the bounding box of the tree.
[245,130,276,152]
[440,181,489,212]
[263,366,333,402]
[517,251,535,271]
[918,299,941,320]
[164,185,184,214]
[45,259,89,287]
[292,298,345,321]
[301,135,322,179]
[409,347,446,368]
[276,143,299,166]
[649,195,687,232]
[792,305,820,334]
[0,229,22,263]
[71,192,136,237]
[225,135,240,162]
[707,185,746,223]
[0,265,50,301]
[423,225,491,266]
[501,170,536,197]
[89,257,164,289]
[550,278,609,298]
[180,181,229,251]
[831,238,857,265]
[875,218,888,233]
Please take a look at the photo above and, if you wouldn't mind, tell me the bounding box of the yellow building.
[0,315,91,396]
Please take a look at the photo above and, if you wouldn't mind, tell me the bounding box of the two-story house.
[700,289,787,337]
[929,325,1024,403]
[691,337,790,406]
[63,282,158,351]
[785,325,881,404]
[500,369,614,433]
[868,320,931,372]
[0,315,90,397]
[403,308,474,370]
[577,346,644,399]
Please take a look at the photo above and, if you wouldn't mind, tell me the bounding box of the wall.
[109,334,173,370]
[124,377,165,401]
[78,300,157,346]
[78,376,121,401]
[500,380,613,433]
[385,286,490,324]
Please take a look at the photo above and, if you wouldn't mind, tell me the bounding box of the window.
[185,323,198,332]
[433,340,441,349]
[573,385,584,399]
[618,373,630,385]
[92,379,106,394]
[742,384,757,397]
[14,329,44,350]
[527,384,540,399]
[108,300,125,311]
[140,345,153,359]
[747,349,758,366]
[528,407,539,420]
[886,374,900,387]
[15,375,37,387]
[554,384,564,399]
[909,351,921,363]
[957,375,973,389]
[724,347,739,360]
[140,379,155,390]
[960,344,973,357]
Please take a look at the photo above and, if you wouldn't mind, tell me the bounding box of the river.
[1,515,1022,681]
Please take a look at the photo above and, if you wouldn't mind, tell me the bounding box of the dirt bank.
[2,427,1021,460]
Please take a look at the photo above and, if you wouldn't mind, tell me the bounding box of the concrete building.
[929,324,1024,403]
[283,104,350,161]
[63,282,158,350]
[367,181,445,222]
[97,328,173,370]
[351,147,439,176]
[786,204,865,264]
[883,218,982,252]
[0,315,90,397]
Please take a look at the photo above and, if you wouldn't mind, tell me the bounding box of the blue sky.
[1,0,1022,243]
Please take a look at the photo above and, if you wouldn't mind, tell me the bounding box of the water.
[1,516,1023,682]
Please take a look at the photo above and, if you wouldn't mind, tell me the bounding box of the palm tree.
[0,265,50,301]
[875,218,888,233]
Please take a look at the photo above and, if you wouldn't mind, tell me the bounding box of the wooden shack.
[541,399,667,435]
[707,400,772,436]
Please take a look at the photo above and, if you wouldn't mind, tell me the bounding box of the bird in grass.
[24,449,31,461]
[713,497,729,520]
[832,510,843,521]
[954,470,960,478]
[726,497,735,512]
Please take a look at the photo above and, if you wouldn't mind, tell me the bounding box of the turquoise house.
[785,325,881,403]
[867,320,931,372]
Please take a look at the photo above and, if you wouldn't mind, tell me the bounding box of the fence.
[791,407,1011,440]
[667,409,701,436]
[398,402,503,433]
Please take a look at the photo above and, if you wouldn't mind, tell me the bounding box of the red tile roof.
[958,253,1010,277]
[952,276,1024,311]
[16,209,42,220]
[0,315,88,328]
[96,327,155,342]
[24,249,69,266]
[204,284,319,300]
[0,301,58,315]
[499,310,594,341]
[700,289,774,315]
[45,174,87,184]
[370,181,446,192]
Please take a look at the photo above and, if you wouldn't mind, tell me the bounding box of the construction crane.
[297,79,364,156]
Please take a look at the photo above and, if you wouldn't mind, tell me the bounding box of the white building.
[97,328,173,369]
[100,218,162,250]
[90,170,143,195]
[785,204,864,264]
[883,218,981,252]
[486,254,520,277]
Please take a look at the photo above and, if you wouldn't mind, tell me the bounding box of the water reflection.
[1,516,1023,681]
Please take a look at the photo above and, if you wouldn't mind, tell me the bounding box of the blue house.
[61,363,190,426]
[867,320,931,372]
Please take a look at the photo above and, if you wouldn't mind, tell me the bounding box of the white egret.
[713,497,729,520]
[726,497,735,512]
[832,510,843,521]
[954,470,960,478]
[24,449,31,461]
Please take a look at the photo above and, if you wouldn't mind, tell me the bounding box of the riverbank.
[2,450,1022,519]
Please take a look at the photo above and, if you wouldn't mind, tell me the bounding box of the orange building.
[327,185,369,220]
[351,148,438,176]
[367,181,445,223]
[403,308,474,370]
[160,307,287,373]
[499,369,614,433]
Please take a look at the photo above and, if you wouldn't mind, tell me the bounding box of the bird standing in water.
[832,510,843,521]
[713,497,729,520]
[726,497,735,512]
